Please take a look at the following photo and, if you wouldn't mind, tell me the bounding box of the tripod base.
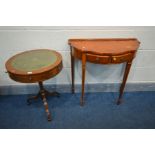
[27,82,60,121]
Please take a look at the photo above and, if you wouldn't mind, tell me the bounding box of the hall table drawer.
[86,54,111,64]
[111,53,134,63]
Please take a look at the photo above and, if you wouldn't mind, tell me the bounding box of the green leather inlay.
[11,50,57,71]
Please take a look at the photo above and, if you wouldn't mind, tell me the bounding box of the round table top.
[6,49,62,75]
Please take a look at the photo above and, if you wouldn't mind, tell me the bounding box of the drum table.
[69,38,140,106]
[5,49,63,121]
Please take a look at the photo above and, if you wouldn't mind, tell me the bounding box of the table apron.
[7,63,63,83]
[73,49,135,64]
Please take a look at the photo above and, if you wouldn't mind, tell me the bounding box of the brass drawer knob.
[113,57,117,61]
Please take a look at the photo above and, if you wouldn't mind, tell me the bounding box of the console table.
[5,49,63,121]
[68,38,140,105]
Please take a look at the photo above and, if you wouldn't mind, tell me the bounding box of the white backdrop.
[0,26,155,86]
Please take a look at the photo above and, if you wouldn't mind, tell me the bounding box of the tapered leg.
[81,54,86,106]
[39,82,52,121]
[117,61,132,105]
[70,46,75,94]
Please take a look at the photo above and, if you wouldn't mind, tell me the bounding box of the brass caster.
[47,112,52,121]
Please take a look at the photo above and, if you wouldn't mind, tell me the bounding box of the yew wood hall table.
[5,49,63,121]
[69,38,140,106]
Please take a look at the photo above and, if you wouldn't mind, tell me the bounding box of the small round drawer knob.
[113,57,116,61]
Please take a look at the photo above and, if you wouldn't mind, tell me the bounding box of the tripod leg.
[27,92,40,105]
[44,90,60,97]
[39,82,52,121]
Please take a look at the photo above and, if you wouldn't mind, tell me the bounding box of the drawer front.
[86,54,111,64]
[111,53,134,63]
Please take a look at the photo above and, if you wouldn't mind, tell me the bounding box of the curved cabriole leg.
[27,92,40,105]
[40,90,52,121]
[81,54,86,106]
[117,61,132,105]
[44,90,60,97]
[39,82,52,121]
